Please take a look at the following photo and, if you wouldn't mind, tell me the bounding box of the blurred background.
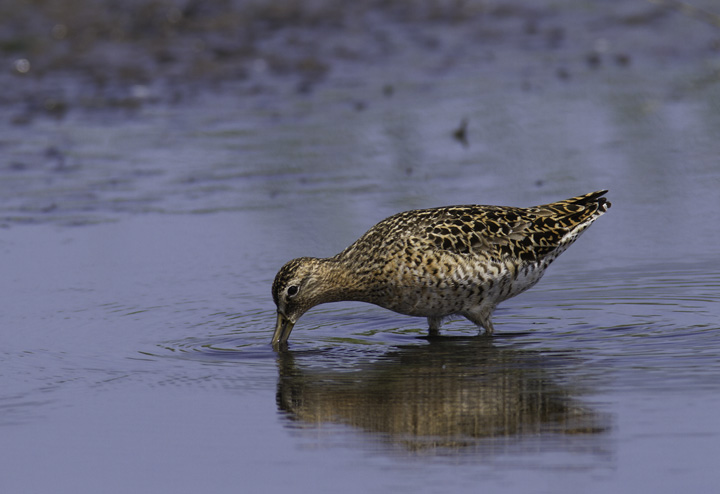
[1,0,720,227]
[2,2,720,493]
[2,0,719,108]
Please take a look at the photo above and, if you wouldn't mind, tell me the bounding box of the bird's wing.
[407,190,610,262]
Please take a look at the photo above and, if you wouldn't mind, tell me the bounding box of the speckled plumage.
[272,190,611,345]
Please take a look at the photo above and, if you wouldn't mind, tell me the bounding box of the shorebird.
[272,190,610,346]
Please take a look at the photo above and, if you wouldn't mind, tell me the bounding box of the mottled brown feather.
[272,190,610,343]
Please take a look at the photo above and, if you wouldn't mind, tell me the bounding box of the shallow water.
[2,214,719,493]
[3,3,720,493]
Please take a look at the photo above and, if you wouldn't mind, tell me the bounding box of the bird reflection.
[275,337,609,451]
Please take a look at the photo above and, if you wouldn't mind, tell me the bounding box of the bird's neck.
[312,257,374,305]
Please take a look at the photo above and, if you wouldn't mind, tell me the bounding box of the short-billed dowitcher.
[272,190,610,346]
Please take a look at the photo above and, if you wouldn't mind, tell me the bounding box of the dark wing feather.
[338,191,610,263]
[415,190,610,261]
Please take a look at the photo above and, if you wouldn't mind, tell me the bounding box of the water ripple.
[144,261,719,396]
[504,262,720,390]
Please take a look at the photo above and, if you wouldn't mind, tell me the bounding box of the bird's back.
[340,190,609,263]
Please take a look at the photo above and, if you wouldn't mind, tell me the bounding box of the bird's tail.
[533,190,611,244]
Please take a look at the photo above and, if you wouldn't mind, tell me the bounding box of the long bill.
[272,312,295,346]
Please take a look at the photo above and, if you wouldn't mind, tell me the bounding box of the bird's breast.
[358,253,546,317]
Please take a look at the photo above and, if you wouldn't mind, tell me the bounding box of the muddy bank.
[2,0,719,115]
[1,0,719,227]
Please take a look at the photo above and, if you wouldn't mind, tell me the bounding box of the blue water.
[2,3,720,492]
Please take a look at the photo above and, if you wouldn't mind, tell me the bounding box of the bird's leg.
[463,307,495,335]
[479,317,495,335]
[427,316,443,337]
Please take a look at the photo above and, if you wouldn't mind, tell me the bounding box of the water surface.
[2,2,720,493]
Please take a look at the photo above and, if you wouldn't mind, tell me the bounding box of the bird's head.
[271,257,326,347]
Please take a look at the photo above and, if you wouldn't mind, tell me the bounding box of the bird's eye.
[287,285,299,297]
